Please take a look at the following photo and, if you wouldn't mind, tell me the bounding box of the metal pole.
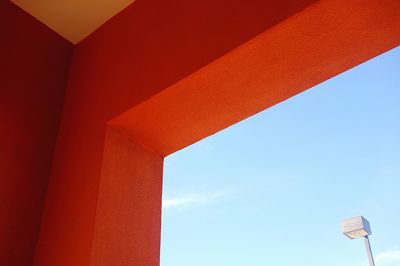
[363,236,375,266]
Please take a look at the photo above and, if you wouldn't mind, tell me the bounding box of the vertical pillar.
[90,127,163,265]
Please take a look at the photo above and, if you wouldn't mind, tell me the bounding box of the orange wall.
[111,0,400,157]
[0,2,72,266]
[90,128,163,266]
[33,0,316,265]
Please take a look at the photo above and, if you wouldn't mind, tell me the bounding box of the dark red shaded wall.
[0,2,73,265]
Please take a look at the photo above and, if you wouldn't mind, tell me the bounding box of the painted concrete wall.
[111,0,400,157]
[90,128,163,266]
[34,0,400,265]
[2,0,400,265]
[0,2,72,265]
[34,1,315,265]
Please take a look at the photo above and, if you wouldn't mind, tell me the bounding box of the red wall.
[90,128,163,266]
[3,0,398,265]
[33,0,315,265]
[111,0,400,157]
[0,2,72,265]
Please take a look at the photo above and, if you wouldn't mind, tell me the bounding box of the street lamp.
[341,216,375,266]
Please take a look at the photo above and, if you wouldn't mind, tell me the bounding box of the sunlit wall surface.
[161,47,400,266]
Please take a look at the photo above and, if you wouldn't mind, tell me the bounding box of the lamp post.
[341,216,375,266]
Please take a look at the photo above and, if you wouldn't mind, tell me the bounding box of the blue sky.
[160,46,400,266]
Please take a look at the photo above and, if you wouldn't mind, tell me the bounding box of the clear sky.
[160,46,400,266]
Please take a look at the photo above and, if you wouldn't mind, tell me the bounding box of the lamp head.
[342,216,372,239]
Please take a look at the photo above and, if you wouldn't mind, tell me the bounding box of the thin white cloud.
[376,249,400,265]
[162,192,224,210]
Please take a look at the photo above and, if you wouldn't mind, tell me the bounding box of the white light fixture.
[341,216,375,266]
[342,216,371,239]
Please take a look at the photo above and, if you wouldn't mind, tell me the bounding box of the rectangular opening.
[160,46,400,266]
